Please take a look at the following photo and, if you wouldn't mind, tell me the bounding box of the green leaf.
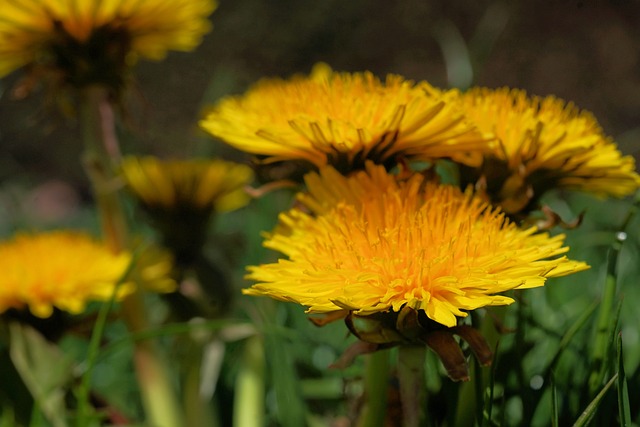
[9,322,73,427]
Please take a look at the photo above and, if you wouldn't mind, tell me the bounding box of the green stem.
[76,283,120,426]
[80,86,127,253]
[233,335,265,427]
[80,86,183,427]
[183,340,220,427]
[357,349,390,427]
[398,345,427,427]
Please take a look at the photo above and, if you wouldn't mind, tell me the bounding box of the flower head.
[245,163,589,328]
[121,156,254,263]
[121,156,253,213]
[200,64,488,175]
[0,231,135,318]
[459,87,640,214]
[0,0,216,90]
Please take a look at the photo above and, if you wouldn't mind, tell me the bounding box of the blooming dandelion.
[121,156,254,263]
[121,156,253,214]
[0,231,135,318]
[245,162,589,328]
[200,64,489,174]
[459,87,640,214]
[0,0,217,91]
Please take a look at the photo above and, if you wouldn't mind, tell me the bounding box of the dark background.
[1,0,639,211]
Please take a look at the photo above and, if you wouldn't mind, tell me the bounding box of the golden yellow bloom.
[0,231,135,318]
[245,163,589,328]
[121,156,253,213]
[0,0,216,87]
[459,87,640,213]
[200,64,488,173]
[121,156,254,263]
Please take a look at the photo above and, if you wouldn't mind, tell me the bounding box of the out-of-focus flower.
[459,87,640,214]
[120,156,253,263]
[121,156,253,213]
[130,240,177,294]
[200,64,489,175]
[0,0,216,91]
[245,162,589,328]
[0,231,135,318]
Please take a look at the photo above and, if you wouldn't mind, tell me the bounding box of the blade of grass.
[616,333,631,427]
[572,373,618,427]
[545,301,598,375]
[588,246,621,395]
[482,340,500,427]
[473,355,484,427]
[261,304,308,427]
[76,257,138,426]
[589,194,638,395]
[550,374,559,427]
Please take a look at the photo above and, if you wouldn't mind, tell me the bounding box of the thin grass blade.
[617,333,631,427]
[572,373,618,427]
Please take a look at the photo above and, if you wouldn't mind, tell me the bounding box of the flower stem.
[398,345,427,427]
[76,280,120,426]
[233,335,265,427]
[80,86,183,427]
[358,350,390,427]
[80,87,127,253]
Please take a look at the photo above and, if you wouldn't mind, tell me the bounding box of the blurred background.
[1,1,639,425]
[1,0,638,186]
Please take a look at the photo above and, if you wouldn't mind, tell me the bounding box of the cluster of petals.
[0,0,217,77]
[459,87,640,212]
[200,63,489,171]
[0,231,135,318]
[245,163,589,327]
[120,156,253,213]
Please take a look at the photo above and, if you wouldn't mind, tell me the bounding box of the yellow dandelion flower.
[200,63,489,173]
[245,162,589,328]
[121,156,254,263]
[460,87,640,213]
[0,231,135,318]
[0,0,216,87]
[121,156,253,213]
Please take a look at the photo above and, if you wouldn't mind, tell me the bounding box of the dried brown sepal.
[420,330,469,382]
[452,325,493,367]
[243,180,300,199]
[535,205,584,230]
[395,305,423,340]
[308,310,349,327]
[345,312,405,344]
[330,341,394,369]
